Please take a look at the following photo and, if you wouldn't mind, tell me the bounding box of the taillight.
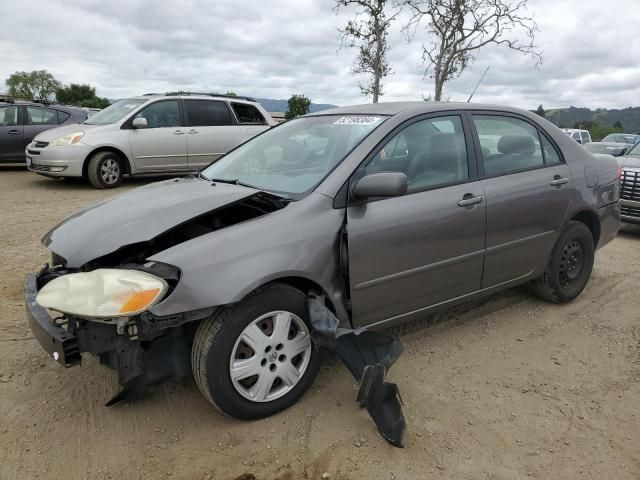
[616,166,622,179]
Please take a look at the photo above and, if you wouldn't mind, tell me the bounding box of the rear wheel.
[192,283,321,419]
[532,221,595,303]
[87,152,123,189]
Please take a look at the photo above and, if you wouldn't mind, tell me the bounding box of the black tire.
[192,283,322,419]
[532,221,595,303]
[87,152,123,189]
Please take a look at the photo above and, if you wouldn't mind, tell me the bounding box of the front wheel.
[192,283,322,419]
[532,221,595,303]
[87,152,124,189]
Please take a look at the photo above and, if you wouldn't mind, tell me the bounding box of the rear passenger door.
[183,99,243,170]
[0,104,23,161]
[23,106,60,147]
[231,102,270,140]
[470,113,572,288]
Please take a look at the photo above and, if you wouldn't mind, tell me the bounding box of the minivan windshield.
[202,114,386,197]
[84,99,147,125]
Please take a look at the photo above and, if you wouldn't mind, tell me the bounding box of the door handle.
[550,176,569,186]
[173,130,185,135]
[8,130,21,135]
[457,194,484,207]
[187,129,199,134]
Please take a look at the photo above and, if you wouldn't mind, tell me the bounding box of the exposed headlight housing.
[36,269,167,318]
[49,131,85,146]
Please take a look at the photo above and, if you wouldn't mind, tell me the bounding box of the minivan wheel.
[87,152,123,189]
[191,283,322,419]
[532,221,595,303]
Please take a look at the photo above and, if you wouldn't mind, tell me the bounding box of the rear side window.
[0,105,19,126]
[473,115,544,177]
[231,103,265,124]
[134,100,181,128]
[57,111,70,124]
[26,106,59,125]
[541,135,562,164]
[184,100,233,126]
[580,131,590,143]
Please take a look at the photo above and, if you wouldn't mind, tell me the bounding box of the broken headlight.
[35,269,167,318]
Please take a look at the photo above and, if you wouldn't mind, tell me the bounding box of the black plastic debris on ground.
[308,293,406,447]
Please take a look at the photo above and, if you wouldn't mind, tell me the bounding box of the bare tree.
[403,0,541,101]
[336,0,400,103]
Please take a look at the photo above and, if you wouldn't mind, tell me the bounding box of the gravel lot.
[1,167,639,480]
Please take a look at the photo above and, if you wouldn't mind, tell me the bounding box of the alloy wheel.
[229,311,312,403]
[100,158,120,185]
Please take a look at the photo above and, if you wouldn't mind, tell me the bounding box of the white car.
[25,93,276,188]
[562,128,592,145]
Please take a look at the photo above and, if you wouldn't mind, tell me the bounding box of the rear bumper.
[597,201,621,248]
[25,273,81,367]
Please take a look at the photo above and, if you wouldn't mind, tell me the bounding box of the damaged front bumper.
[25,265,211,404]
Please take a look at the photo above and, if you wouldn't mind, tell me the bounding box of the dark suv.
[0,99,88,163]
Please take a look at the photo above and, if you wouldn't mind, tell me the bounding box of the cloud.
[1,0,639,109]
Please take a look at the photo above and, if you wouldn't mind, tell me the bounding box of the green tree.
[285,95,312,120]
[225,91,238,96]
[613,120,624,130]
[535,104,546,118]
[5,70,61,101]
[55,83,110,108]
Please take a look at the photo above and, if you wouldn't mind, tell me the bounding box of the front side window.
[26,106,58,125]
[232,103,265,124]
[473,115,544,177]
[580,131,590,143]
[84,99,146,125]
[134,100,181,128]
[202,114,386,197]
[363,115,469,191]
[0,105,19,126]
[184,100,232,126]
[57,111,70,124]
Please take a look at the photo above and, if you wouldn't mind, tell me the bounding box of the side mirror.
[351,172,408,201]
[132,117,148,129]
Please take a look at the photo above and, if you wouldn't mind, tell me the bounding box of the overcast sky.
[1,0,639,109]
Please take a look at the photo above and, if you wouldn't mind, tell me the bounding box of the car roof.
[136,92,259,104]
[308,101,549,118]
[6,100,85,113]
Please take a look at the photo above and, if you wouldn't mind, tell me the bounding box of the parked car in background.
[619,142,640,224]
[0,99,87,163]
[601,133,640,145]
[27,102,620,419]
[25,92,276,188]
[563,128,591,144]
[583,141,630,157]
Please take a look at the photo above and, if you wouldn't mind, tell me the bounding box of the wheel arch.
[244,276,339,315]
[569,209,601,248]
[83,146,132,177]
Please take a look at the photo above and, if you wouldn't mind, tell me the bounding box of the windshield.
[202,114,387,197]
[84,99,147,125]
[628,142,640,156]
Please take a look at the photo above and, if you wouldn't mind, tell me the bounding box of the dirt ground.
[0,167,639,480]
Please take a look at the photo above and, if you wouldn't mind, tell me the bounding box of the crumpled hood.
[33,123,98,142]
[43,177,260,268]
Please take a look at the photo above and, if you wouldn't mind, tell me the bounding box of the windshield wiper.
[209,177,255,188]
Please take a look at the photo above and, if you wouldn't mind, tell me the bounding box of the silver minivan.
[25,93,276,188]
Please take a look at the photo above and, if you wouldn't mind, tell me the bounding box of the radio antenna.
[467,66,490,103]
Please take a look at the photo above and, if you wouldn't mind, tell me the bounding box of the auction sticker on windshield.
[333,116,383,126]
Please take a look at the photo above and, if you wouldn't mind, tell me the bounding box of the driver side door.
[347,114,487,328]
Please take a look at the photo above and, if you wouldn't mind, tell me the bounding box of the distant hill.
[544,106,640,134]
[255,98,337,113]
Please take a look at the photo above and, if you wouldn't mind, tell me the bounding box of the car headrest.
[497,134,535,155]
[429,132,456,154]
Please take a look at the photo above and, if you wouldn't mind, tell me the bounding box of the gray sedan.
[26,102,620,419]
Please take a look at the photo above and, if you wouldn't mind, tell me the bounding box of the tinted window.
[473,115,543,176]
[541,135,562,164]
[134,100,180,128]
[232,103,265,124]
[364,115,468,191]
[0,105,19,126]
[57,111,70,124]
[184,100,232,126]
[26,106,58,125]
